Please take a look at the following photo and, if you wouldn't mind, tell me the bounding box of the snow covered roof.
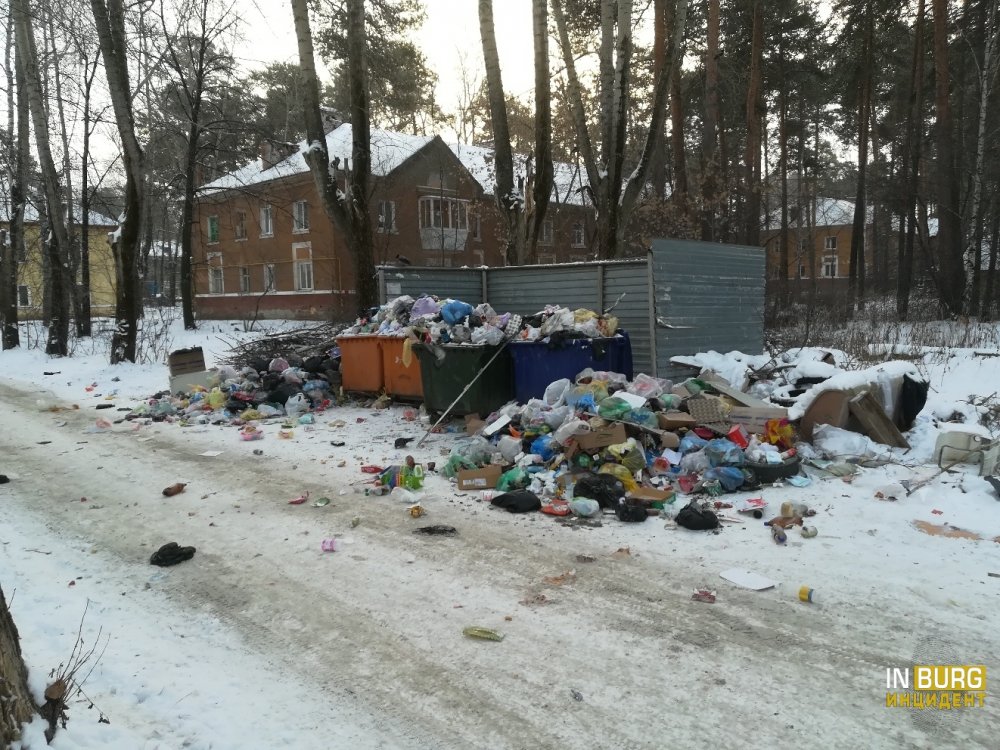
[198,122,591,207]
[0,197,117,227]
[448,142,590,207]
[199,124,436,195]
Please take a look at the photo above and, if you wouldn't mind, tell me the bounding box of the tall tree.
[527,0,554,263]
[701,0,721,241]
[13,0,72,356]
[932,0,965,314]
[0,586,36,746]
[743,0,765,246]
[554,0,689,259]
[90,0,145,363]
[1,6,25,349]
[292,0,377,312]
[159,0,242,330]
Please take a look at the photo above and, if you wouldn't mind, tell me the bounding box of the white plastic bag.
[543,378,571,407]
[284,393,307,417]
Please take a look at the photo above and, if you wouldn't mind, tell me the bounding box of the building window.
[207,252,224,294]
[239,266,250,293]
[537,253,556,264]
[419,196,468,230]
[260,204,273,237]
[234,211,246,240]
[377,200,397,233]
[264,263,276,292]
[571,222,585,248]
[824,236,837,251]
[540,220,554,245]
[207,215,220,244]
[17,285,30,307]
[799,237,811,253]
[799,264,808,278]
[471,212,481,241]
[822,256,838,278]
[293,200,310,232]
[293,243,313,291]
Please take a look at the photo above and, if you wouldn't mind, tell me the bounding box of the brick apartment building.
[193,123,595,321]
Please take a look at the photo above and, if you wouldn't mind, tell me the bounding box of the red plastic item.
[360,465,384,474]
[727,424,749,449]
[541,501,571,516]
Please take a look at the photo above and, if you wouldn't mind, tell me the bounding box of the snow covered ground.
[1,314,999,749]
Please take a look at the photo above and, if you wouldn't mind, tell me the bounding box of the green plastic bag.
[597,396,631,421]
[496,467,530,492]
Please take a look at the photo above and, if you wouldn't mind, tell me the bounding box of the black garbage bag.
[675,502,719,531]
[574,473,626,509]
[491,489,542,513]
[615,499,647,523]
[149,542,196,567]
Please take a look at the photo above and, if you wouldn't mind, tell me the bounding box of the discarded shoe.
[0,475,8,484]
[162,482,187,497]
[149,542,196,567]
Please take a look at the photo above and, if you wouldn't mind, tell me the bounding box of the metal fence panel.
[379,267,483,304]
[650,239,765,380]
[602,262,653,375]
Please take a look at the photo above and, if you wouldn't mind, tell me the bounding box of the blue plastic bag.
[704,438,745,467]
[441,300,474,325]
[530,434,558,462]
[678,434,708,455]
[703,466,745,492]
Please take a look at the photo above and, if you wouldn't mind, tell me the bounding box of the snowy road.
[2,379,998,749]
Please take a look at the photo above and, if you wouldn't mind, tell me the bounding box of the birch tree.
[553,0,689,259]
[292,0,378,312]
[13,0,72,355]
[1,6,25,349]
[90,0,145,363]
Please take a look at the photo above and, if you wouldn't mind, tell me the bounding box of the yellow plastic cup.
[799,586,815,603]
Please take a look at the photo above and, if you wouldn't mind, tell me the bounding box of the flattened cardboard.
[657,411,697,430]
[168,346,206,376]
[659,430,680,449]
[574,423,627,451]
[464,413,486,436]
[728,406,789,433]
[457,464,502,490]
[627,486,675,502]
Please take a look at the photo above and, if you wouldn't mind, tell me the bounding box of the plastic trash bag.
[450,436,493,465]
[704,438,745,467]
[411,295,440,318]
[441,300,474,325]
[679,434,708,455]
[530,434,558,462]
[284,393,307,417]
[497,467,530,492]
[573,473,626,508]
[472,325,505,345]
[544,378,572,407]
[498,435,522,462]
[442,455,478,478]
[554,419,591,445]
[598,463,638,492]
[679,450,710,474]
[569,498,601,517]
[703,466,745,492]
[627,373,665,399]
[597,396,632,421]
[542,405,571,429]
[626,408,658,429]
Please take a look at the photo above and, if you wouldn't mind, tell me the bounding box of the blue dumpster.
[509,333,633,404]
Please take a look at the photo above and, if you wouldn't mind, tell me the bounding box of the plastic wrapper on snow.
[811,424,896,461]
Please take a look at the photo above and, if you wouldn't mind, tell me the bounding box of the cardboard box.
[457,464,502,491]
[574,422,628,451]
[464,413,486,436]
[659,430,680,450]
[657,411,697,430]
[169,370,215,394]
[728,406,788,433]
[168,347,206,376]
[627,486,675,503]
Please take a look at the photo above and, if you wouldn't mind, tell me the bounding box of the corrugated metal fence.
[378,239,764,378]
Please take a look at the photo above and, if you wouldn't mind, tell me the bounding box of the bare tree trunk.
[526,0,553,264]
[1,8,23,349]
[970,0,998,315]
[1,585,37,745]
[478,0,524,264]
[78,52,99,337]
[701,0,720,242]
[778,33,790,306]
[744,0,764,247]
[651,0,668,198]
[91,0,145,362]
[292,0,377,312]
[898,0,926,319]
[13,0,71,356]
[932,0,966,314]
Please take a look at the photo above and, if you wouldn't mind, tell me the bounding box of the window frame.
[377,200,397,234]
[264,263,276,292]
[293,242,314,291]
[207,215,220,244]
[824,236,837,251]
[540,219,554,246]
[822,255,838,278]
[234,210,247,241]
[207,251,224,294]
[239,265,251,293]
[418,196,469,231]
[17,284,31,307]
[293,200,310,233]
[571,221,585,248]
[260,203,273,238]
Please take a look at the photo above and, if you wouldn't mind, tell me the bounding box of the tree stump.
[0,585,37,746]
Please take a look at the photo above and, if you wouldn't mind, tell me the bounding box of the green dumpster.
[413,343,514,418]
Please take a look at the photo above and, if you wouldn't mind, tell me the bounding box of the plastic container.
[412,343,514,418]
[336,336,385,394]
[799,586,816,603]
[509,333,633,404]
[381,338,424,400]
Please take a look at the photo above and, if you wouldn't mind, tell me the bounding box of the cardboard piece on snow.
[627,486,675,503]
[706,380,771,408]
[464,413,486,436]
[169,370,215,395]
[657,411,697,430]
[728,406,789,433]
[457,464,502,491]
[574,422,627,451]
[719,568,778,591]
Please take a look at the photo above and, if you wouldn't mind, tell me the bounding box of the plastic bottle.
[406,464,425,490]
[771,524,787,544]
